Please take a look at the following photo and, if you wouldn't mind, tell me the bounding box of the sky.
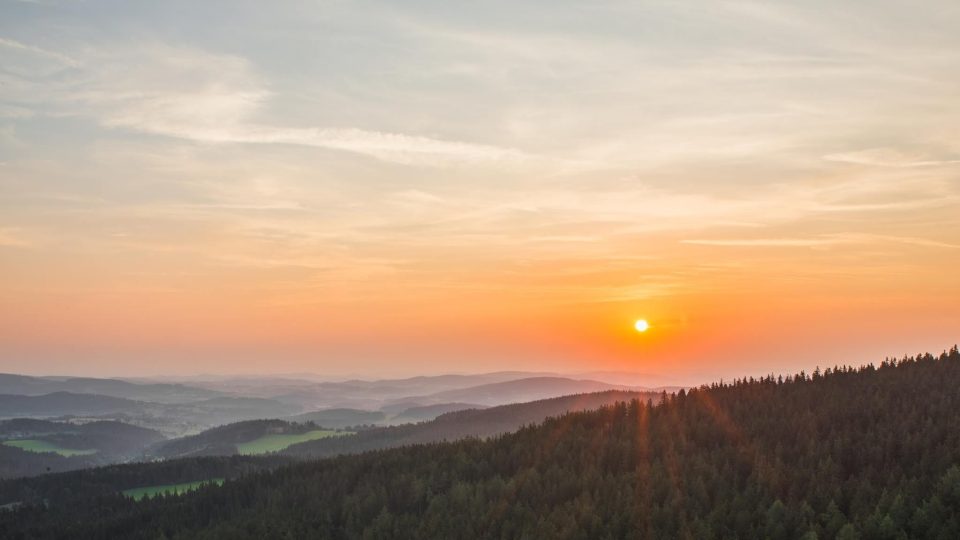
[1,0,958,383]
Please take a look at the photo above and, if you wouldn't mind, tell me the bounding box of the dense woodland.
[148,419,321,459]
[0,420,164,479]
[287,408,387,429]
[283,390,659,459]
[1,347,960,539]
[0,390,656,477]
[0,455,290,509]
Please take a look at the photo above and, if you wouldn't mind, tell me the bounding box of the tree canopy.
[2,346,959,539]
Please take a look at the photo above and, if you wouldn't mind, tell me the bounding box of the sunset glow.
[3,2,959,537]
[1,1,958,384]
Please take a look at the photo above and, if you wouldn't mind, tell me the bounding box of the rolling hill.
[286,403,485,427]
[0,418,164,478]
[0,392,301,436]
[184,372,563,411]
[0,374,220,403]
[282,390,662,459]
[149,391,651,460]
[231,372,654,411]
[286,408,386,429]
[148,419,345,459]
[387,402,486,424]
[3,349,959,537]
[181,397,300,424]
[0,392,147,417]
[383,376,643,408]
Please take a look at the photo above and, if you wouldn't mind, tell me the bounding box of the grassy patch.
[122,478,225,501]
[236,429,351,455]
[2,439,97,457]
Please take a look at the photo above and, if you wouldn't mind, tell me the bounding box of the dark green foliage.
[0,455,289,509]
[0,420,164,478]
[388,402,484,424]
[283,390,660,459]
[287,408,387,429]
[2,347,960,539]
[149,419,320,459]
[0,445,94,479]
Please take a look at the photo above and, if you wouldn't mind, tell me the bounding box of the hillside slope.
[387,402,486,424]
[0,392,146,417]
[0,374,219,403]
[282,390,659,459]
[273,374,645,411]
[0,419,164,478]
[286,408,386,429]
[0,392,300,438]
[149,419,333,459]
[3,348,960,539]
[388,376,640,407]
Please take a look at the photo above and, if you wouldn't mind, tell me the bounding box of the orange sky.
[2,216,957,382]
[1,1,959,382]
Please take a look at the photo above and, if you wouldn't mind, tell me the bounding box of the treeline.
[0,455,289,509]
[0,420,164,479]
[282,390,660,459]
[2,347,960,538]
[0,445,97,480]
[148,419,319,459]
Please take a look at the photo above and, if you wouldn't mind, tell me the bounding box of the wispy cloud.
[0,227,32,247]
[681,237,847,247]
[21,45,531,166]
[2,0,960,375]
[0,36,80,67]
[824,148,960,168]
[198,127,526,165]
[682,233,960,249]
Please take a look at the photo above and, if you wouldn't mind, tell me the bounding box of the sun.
[634,319,650,332]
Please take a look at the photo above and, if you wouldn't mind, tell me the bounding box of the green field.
[2,439,97,457]
[122,478,225,501]
[236,429,351,455]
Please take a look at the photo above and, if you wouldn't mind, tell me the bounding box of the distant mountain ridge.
[0,392,146,417]
[1,371,674,414]
[388,402,486,424]
[7,349,960,538]
[0,374,222,403]
[0,372,672,475]
[0,392,301,439]
[283,390,662,459]
[286,408,386,429]
[136,371,670,411]
[391,376,643,407]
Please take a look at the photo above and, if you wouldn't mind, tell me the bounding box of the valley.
[2,349,959,538]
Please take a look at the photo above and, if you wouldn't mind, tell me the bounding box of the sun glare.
[634,319,649,332]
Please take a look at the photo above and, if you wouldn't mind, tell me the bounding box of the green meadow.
[2,439,97,457]
[122,478,225,501]
[236,429,351,455]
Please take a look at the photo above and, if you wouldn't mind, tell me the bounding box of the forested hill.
[148,419,317,459]
[282,389,660,459]
[0,420,164,479]
[3,348,960,539]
